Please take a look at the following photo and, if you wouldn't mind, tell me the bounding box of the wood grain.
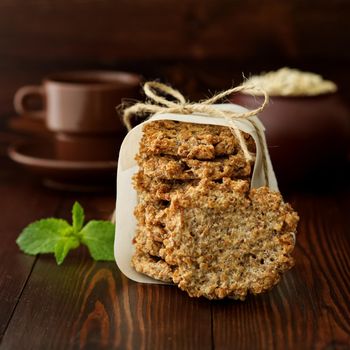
[1,151,349,349]
[1,0,350,63]
[0,154,64,342]
[1,196,212,350]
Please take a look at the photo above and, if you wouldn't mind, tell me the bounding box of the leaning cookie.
[159,178,299,300]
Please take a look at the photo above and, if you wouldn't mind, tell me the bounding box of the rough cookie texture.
[160,178,298,299]
[131,251,173,283]
[138,154,253,180]
[134,195,168,228]
[133,226,165,256]
[139,120,245,159]
[131,120,299,300]
[133,170,198,201]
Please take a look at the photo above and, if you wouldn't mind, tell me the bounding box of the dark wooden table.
[0,130,349,350]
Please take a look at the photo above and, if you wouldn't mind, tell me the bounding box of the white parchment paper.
[115,103,278,284]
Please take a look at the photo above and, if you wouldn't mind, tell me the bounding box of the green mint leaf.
[17,203,115,265]
[81,220,115,261]
[54,236,80,265]
[16,218,71,255]
[72,202,84,233]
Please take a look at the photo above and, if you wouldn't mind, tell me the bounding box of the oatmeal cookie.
[131,120,298,300]
[139,120,246,159]
[159,178,298,300]
[137,154,253,180]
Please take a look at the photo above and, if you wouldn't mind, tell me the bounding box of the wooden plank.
[0,0,350,63]
[1,196,212,350]
[0,156,63,341]
[0,0,192,62]
[212,193,350,350]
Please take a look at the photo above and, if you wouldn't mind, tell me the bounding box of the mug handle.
[14,85,45,118]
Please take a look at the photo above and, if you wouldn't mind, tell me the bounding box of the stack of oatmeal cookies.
[131,120,299,300]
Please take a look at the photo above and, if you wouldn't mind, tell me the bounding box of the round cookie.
[160,178,298,300]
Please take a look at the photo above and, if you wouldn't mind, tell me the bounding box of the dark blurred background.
[1,0,350,114]
[1,0,350,186]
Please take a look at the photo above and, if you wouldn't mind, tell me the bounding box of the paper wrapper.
[114,103,278,284]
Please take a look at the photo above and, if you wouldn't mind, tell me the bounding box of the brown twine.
[122,81,270,186]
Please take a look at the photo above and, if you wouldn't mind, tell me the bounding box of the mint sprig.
[16,202,115,265]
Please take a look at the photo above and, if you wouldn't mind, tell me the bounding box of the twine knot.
[122,81,270,186]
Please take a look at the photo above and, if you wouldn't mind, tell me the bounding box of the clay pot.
[230,93,350,185]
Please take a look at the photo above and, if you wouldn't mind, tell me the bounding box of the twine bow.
[122,81,270,186]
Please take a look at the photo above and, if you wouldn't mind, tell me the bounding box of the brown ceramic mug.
[14,71,141,161]
[230,92,350,185]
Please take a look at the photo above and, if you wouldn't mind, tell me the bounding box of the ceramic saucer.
[8,140,117,191]
[8,115,52,136]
